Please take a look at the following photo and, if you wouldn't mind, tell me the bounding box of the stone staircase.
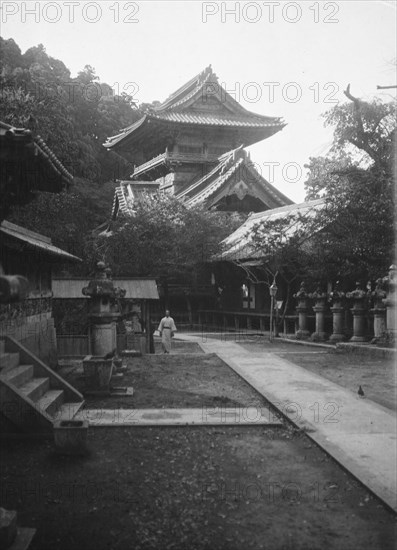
[0,337,84,434]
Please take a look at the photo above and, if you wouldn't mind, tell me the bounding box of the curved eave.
[104,114,285,152]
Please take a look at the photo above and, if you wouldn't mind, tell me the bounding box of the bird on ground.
[358,385,365,397]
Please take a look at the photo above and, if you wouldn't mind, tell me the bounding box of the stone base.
[53,420,89,455]
[110,386,134,396]
[83,356,114,391]
[84,386,134,397]
[349,336,369,343]
[296,330,311,340]
[329,333,346,343]
[121,349,141,358]
[311,332,328,342]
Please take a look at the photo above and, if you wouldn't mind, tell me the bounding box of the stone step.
[1,364,34,387]
[0,352,20,370]
[36,390,64,417]
[58,402,85,422]
[19,377,50,402]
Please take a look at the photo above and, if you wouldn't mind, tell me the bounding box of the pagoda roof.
[110,147,293,217]
[104,66,285,151]
[175,146,293,210]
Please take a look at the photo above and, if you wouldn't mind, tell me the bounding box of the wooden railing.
[132,151,219,177]
[197,309,309,336]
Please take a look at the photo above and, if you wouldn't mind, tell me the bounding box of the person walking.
[157,310,177,354]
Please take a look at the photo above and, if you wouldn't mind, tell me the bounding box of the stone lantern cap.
[82,261,126,299]
[309,285,327,300]
[293,281,309,300]
[346,282,366,300]
[369,278,387,299]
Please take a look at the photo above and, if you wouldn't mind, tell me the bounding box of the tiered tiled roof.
[175,146,293,210]
[110,147,293,217]
[104,66,285,151]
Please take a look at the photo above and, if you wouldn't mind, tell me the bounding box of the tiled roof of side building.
[219,199,326,262]
[0,121,73,186]
[0,221,81,262]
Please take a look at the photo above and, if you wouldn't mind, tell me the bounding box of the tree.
[0,37,140,182]
[7,178,117,273]
[90,194,245,281]
[303,87,395,283]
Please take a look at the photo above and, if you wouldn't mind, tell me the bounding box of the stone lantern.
[346,282,368,342]
[82,262,126,393]
[82,262,126,356]
[382,264,397,343]
[368,278,387,343]
[328,282,346,343]
[293,282,311,339]
[309,285,328,341]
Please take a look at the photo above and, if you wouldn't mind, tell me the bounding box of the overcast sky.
[2,0,396,201]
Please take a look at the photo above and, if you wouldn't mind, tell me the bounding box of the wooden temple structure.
[104,66,296,324]
[105,65,293,215]
[0,120,80,365]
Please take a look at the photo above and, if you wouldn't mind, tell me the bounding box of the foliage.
[90,194,245,280]
[247,89,395,287]
[0,37,140,182]
[7,178,116,273]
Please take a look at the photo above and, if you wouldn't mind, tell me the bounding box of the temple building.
[105,65,293,215]
[0,120,80,366]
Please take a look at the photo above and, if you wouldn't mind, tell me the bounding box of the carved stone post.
[309,286,328,341]
[346,282,368,343]
[294,282,311,339]
[382,264,397,343]
[368,279,387,343]
[328,283,346,343]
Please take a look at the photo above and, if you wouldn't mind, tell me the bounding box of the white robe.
[157,316,177,353]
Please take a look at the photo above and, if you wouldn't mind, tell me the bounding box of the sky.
[1,0,396,201]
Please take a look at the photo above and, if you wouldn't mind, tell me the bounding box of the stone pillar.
[368,279,387,343]
[309,286,328,341]
[328,283,346,343]
[293,282,311,339]
[346,282,368,343]
[382,264,397,343]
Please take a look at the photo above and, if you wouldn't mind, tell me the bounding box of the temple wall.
[0,299,58,367]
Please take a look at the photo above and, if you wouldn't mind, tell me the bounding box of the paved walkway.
[75,407,282,427]
[176,334,397,512]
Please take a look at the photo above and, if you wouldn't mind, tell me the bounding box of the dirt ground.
[59,348,269,411]
[1,426,396,550]
[2,337,395,549]
[238,337,396,411]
